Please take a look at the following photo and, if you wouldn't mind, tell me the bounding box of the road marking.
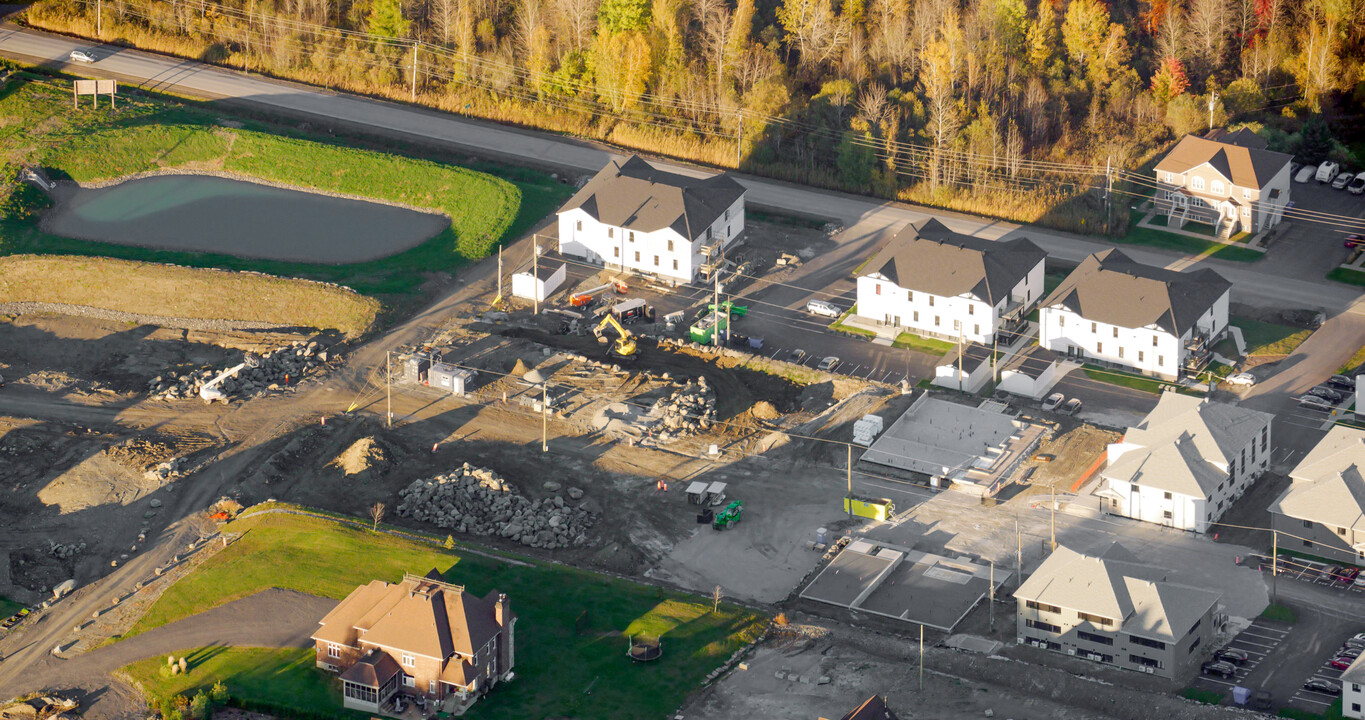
[1233,638,1279,650]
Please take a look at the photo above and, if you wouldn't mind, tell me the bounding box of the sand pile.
[331,436,390,477]
[751,401,781,420]
[510,358,531,376]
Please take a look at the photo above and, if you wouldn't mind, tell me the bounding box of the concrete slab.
[801,552,893,607]
[945,634,1004,654]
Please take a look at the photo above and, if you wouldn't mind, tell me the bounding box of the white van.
[1317,161,1341,183]
[806,299,842,318]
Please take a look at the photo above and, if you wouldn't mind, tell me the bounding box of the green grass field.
[1235,317,1313,357]
[123,510,764,720]
[0,595,24,618]
[1114,211,1263,262]
[1260,603,1298,624]
[1082,365,1177,395]
[1329,267,1365,287]
[123,648,359,718]
[893,332,957,354]
[1180,687,1225,705]
[0,73,570,297]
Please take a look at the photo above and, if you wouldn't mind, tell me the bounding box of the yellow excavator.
[593,314,637,360]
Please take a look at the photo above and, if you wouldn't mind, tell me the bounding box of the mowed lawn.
[1234,316,1313,357]
[122,648,361,718]
[123,510,765,720]
[0,75,571,296]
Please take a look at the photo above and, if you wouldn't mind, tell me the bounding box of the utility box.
[428,363,474,395]
[843,496,894,521]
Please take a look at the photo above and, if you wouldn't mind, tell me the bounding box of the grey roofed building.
[1202,127,1269,149]
[1041,249,1231,337]
[1154,133,1291,190]
[558,155,745,239]
[861,219,1047,306]
[1016,543,1222,642]
[1270,426,1365,538]
[838,695,901,720]
[1106,440,1229,499]
[1115,392,1273,491]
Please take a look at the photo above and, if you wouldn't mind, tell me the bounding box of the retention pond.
[41,174,450,264]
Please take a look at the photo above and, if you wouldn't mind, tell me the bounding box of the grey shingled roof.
[1270,426,1365,533]
[1041,250,1231,336]
[1154,134,1291,190]
[840,695,901,720]
[861,219,1046,305]
[559,155,745,239]
[1015,544,1221,642]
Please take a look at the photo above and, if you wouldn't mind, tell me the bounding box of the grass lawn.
[1113,211,1263,262]
[0,74,570,299]
[122,648,360,718]
[1082,365,1175,395]
[1180,687,1225,705]
[0,595,24,618]
[1328,267,1365,287]
[893,332,957,355]
[1278,698,1345,719]
[1236,316,1313,357]
[1339,345,1365,374]
[1260,603,1298,624]
[124,510,765,720]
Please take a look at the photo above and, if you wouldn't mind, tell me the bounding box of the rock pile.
[396,463,595,550]
[649,377,717,440]
[49,541,85,560]
[148,342,332,400]
[144,457,186,482]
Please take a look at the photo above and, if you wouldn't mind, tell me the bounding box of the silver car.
[817,356,840,372]
[69,50,95,63]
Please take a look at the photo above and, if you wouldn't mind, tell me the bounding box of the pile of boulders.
[649,377,717,440]
[144,457,186,482]
[48,541,85,560]
[148,342,331,400]
[395,463,595,550]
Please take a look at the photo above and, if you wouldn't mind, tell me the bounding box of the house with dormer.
[1038,250,1231,380]
[1153,129,1292,239]
[1100,392,1273,533]
[312,570,516,714]
[855,219,1047,345]
[1269,426,1365,564]
[556,155,746,284]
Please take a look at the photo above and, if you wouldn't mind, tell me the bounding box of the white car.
[1042,393,1065,411]
[806,299,842,318]
[1225,372,1257,387]
[1335,172,1357,190]
[817,356,841,372]
[69,50,95,63]
[1295,165,1317,183]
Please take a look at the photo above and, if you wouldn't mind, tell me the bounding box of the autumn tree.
[367,0,410,38]
[1025,0,1058,74]
[1150,56,1190,103]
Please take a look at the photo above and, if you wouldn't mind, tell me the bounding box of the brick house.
[1152,128,1292,239]
[311,570,516,714]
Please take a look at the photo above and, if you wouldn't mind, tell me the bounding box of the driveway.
[1,589,335,719]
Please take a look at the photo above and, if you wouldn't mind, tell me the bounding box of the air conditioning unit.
[1017,637,1024,645]
[1067,648,1076,656]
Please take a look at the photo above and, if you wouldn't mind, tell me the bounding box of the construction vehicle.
[593,314,638,360]
[569,279,629,307]
[199,363,246,403]
[712,500,744,530]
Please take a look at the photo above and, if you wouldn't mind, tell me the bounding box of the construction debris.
[148,341,332,400]
[48,541,85,560]
[649,377,717,441]
[396,463,596,550]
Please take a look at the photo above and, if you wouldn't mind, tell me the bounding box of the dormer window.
[1164,172,1173,183]
[1212,180,1225,195]
[1242,188,1251,200]
[1192,177,1205,191]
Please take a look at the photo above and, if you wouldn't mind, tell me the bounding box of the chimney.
[495,593,509,626]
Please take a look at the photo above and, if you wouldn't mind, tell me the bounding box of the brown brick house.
[311,569,516,714]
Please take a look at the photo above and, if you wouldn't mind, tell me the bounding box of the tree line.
[24,0,1365,232]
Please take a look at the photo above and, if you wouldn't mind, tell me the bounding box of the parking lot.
[1187,619,1289,704]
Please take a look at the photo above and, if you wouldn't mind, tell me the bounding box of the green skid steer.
[712,500,743,530]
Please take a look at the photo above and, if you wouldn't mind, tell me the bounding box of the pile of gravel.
[396,463,595,550]
[148,342,331,400]
[649,377,717,441]
[49,541,85,560]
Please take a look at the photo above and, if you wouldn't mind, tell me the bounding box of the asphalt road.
[1,24,1362,316]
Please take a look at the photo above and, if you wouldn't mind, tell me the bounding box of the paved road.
[1,25,1362,317]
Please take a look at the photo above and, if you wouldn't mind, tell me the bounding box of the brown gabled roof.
[338,650,402,687]
[840,695,901,720]
[862,219,1046,305]
[1154,133,1291,190]
[1041,250,1230,336]
[559,155,745,239]
[313,570,510,661]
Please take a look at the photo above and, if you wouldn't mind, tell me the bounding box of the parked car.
[1351,175,1365,195]
[1334,567,1362,583]
[817,356,841,372]
[1344,637,1365,650]
[1042,393,1065,411]
[1216,647,1250,665]
[788,349,808,364]
[1329,374,1358,390]
[1334,172,1357,190]
[1331,655,1356,670]
[1303,678,1342,695]
[1355,576,1365,589]
[1318,161,1342,183]
[1322,565,1342,581]
[1310,386,1345,403]
[69,49,95,63]
[1295,165,1317,183]
[1060,398,1082,415]
[1225,372,1257,387]
[806,299,842,318]
[1347,234,1365,249]
[1299,395,1335,411]
[1339,645,1364,660]
[1201,660,1237,679]
[1347,633,1365,644]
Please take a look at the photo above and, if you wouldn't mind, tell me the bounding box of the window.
[968,305,974,315]
[907,290,914,301]
[704,228,711,241]
[328,644,341,659]
[1078,612,1113,627]
[974,324,980,335]
[934,316,941,327]
[1164,491,1172,500]
[1188,636,1202,653]
[1113,327,1118,338]
[1192,177,1205,191]
[1189,618,1201,634]
[1243,188,1251,200]
[1078,630,1115,645]
[344,682,379,705]
[1059,315,1064,327]
[953,319,961,331]
[1130,636,1166,650]
[1158,355,1164,366]
[634,251,640,262]
[1138,351,1144,362]
[1339,527,1348,536]
[914,311,919,322]
[1026,600,1062,613]
[1096,341,1103,353]
[613,247,619,258]
[673,259,678,270]
[929,296,935,307]
[1118,348,1124,359]
[628,231,635,243]
[403,674,415,687]
[1129,654,1163,668]
[575,220,582,231]
[1243,206,1251,217]
[667,239,674,252]
[1026,618,1061,633]
[608,227,614,238]
[1212,181,1225,195]
[402,653,415,667]
[653,255,659,266]
[876,284,881,295]
[1091,322,1097,333]
[1354,704,1362,714]
[1152,335,1159,347]
[1304,540,1314,548]
[1163,511,1173,519]
[1304,520,1314,528]
[1164,172,1173,183]
[429,680,437,693]
[724,208,730,220]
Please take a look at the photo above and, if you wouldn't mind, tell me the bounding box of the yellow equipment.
[843,496,894,521]
[593,314,637,359]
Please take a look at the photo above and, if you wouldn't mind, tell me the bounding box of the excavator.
[593,314,637,360]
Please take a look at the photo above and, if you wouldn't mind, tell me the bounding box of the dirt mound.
[331,436,390,476]
[751,400,781,420]
[510,358,531,376]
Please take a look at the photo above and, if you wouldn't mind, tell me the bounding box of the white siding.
[855,257,1044,344]
[556,197,746,284]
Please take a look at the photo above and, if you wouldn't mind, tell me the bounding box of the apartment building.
[1153,128,1292,239]
[1269,425,1365,564]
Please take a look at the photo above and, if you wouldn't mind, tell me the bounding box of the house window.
[1164,491,1172,500]
[328,644,341,658]
[429,680,437,693]
[974,324,980,335]
[934,316,941,327]
[1129,654,1163,668]
[1340,527,1348,536]
[634,251,640,262]
[724,208,730,220]
[968,305,974,315]
[1113,327,1118,338]
[402,653,415,667]
[673,259,678,270]
[704,228,711,241]
[876,284,881,295]
[1304,540,1314,548]
[1304,520,1314,528]
[1096,341,1103,353]
[1059,315,1064,327]
[929,296,935,307]
[1189,636,1202,653]
[613,247,619,258]
[1026,600,1062,613]
[1118,348,1124,359]
[1163,511,1173,519]
[907,290,914,301]
[1026,618,1062,633]
[913,311,919,322]
[1078,612,1113,627]
[1152,335,1158,347]
[1212,181,1225,195]
[575,220,582,231]
[1243,189,1251,200]
[653,255,659,266]
[953,319,961,331]
[608,227,614,238]
[1130,636,1166,650]
[1138,351,1144,362]
[628,231,635,243]
[1158,355,1164,366]
[1243,206,1251,216]
[1078,630,1115,645]
[667,239,674,251]
[1091,322,1097,333]
[1192,177,1205,191]
[403,674,415,687]
[1164,172,1173,183]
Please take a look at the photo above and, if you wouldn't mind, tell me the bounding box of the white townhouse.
[1015,543,1224,679]
[1153,128,1292,238]
[855,219,1047,345]
[1345,654,1365,719]
[1039,250,1231,381]
[1100,392,1273,533]
[556,155,746,285]
[1269,426,1365,564]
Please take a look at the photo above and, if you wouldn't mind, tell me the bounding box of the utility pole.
[1015,517,1022,589]
[385,350,392,428]
[1104,156,1113,235]
[712,271,721,348]
[989,561,995,633]
[411,43,418,101]
[1271,529,1278,604]
[541,381,549,452]
[1207,92,1219,132]
[734,110,743,168]
[918,624,924,691]
[532,241,541,316]
[991,331,999,384]
[1050,485,1057,551]
[846,444,853,519]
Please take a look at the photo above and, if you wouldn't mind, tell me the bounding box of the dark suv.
[1201,659,1236,678]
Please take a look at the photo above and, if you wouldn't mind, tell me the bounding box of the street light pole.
[846,444,853,519]
[386,350,392,428]
[541,382,549,453]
